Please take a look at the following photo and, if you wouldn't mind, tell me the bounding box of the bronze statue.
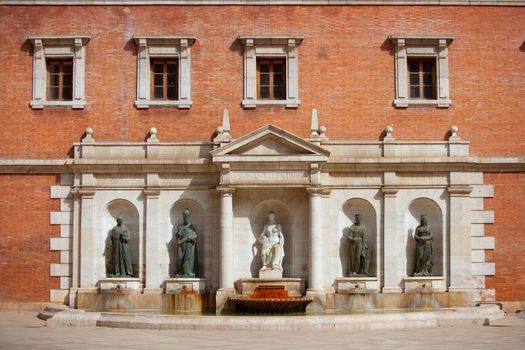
[345,214,370,276]
[414,214,433,276]
[109,217,133,277]
[176,208,198,277]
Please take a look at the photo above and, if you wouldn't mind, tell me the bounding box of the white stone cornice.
[1,156,525,173]
[3,1,525,6]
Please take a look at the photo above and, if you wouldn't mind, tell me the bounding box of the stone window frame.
[239,35,303,109]
[27,35,91,109]
[133,35,196,109]
[389,35,454,108]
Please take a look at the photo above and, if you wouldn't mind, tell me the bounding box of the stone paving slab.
[1,310,525,350]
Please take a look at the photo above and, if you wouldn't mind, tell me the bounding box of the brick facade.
[0,4,524,304]
[484,173,525,302]
[0,175,60,302]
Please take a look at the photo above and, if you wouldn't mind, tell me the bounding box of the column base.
[305,289,326,313]
[215,288,237,315]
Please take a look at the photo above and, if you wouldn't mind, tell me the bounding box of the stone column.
[306,187,325,311]
[216,187,236,313]
[382,187,402,293]
[448,185,473,292]
[144,187,161,293]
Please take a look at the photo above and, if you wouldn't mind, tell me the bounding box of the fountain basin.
[229,285,313,314]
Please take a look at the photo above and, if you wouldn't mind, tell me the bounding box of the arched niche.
[405,198,443,276]
[167,199,207,279]
[249,199,293,278]
[103,199,140,278]
[339,198,378,277]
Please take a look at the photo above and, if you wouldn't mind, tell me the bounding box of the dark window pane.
[273,62,284,73]
[62,62,73,74]
[49,87,59,100]
[410,86,420,98]
[153,86,163,99]
[62,74,72,87]
[423,86,434,98]
[273,73,283,85]
[409,74,419,85]
[423,73,433,85]
[49,62,60,74]
[167,74,177,87]
[260,86,270,98]
[273,86,284,99]
[423,61,433,73]
[154,74,163,86]
[167,87,177,100]
[260,74,270,86]
[62,86,72,100]
[167,63,177,74]
[153,63,164,74]
[49,74,60,87]
[408,61,419,72]
[259,63,270,73]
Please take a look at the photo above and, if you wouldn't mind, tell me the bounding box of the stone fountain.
[229,285,313,314]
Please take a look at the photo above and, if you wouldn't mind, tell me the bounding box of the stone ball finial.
[150,127,157,137]
[85,126,93,136]
[82,126,95,143]
[319,125,328,140]
[385,125,393,135]
[450,125,458,137]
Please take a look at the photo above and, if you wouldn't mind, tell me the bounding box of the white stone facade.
[49,119,496,309]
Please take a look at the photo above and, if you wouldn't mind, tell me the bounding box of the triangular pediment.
[211,124,330,162]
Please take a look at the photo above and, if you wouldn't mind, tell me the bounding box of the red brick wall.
[484,173,525,301]
[0,175,59,302]
[0,5,523,159]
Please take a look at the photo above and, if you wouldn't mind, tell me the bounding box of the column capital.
[381,186,399,196]
[306,186,326,196]
[448,185,472,197]
[216,186,235,195]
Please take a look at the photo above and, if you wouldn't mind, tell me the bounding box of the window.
[239,35,303,108]
[133,36,196,109]
[257,58,286,100]
[26,35,90,109]
[407,58,435,99]
[47,59,73,101]
[389,35,453,108]
[151,59,178,100]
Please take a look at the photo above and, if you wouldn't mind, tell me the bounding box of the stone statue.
[258,211,285,278]
[176,208,198,278]
[108,217,133,277]
[414,214,433,276]
[345,214,370,276]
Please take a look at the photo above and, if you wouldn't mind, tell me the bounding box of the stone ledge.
[46,305,504,330]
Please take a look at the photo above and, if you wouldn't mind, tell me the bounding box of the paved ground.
[0,311,524,350]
